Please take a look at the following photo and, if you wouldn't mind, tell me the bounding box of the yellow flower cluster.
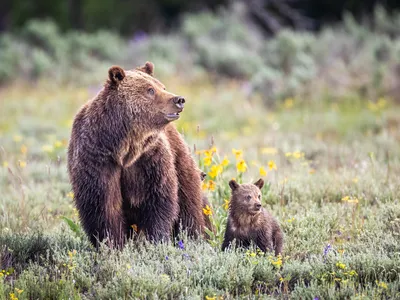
[236,159,247,173]
[341,196,359,204]
[42,139,66,154]
[202,180,216,191]
[376,281,388,289]
[268,254,282,268]
[208,164,223,179]
[223,199,230,210]
[285,151,305,159]
[283,97,294,109]
[367,97,387,112]
[336,262,346,269]
[203,205,212,216]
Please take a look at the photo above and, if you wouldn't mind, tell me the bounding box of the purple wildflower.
[323,244,331,256]
[314,297,319,300]
[178,240,185,250]
[165,256,169,260]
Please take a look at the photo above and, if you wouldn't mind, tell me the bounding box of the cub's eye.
[148,88,155,96]
[258,194,261,199]
[246,195,252,201]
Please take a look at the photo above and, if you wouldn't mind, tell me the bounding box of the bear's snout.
[173,96,185,110]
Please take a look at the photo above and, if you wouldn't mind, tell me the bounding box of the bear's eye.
[258,194,261,199]
[246,195,252,201]
[148,88,155,96]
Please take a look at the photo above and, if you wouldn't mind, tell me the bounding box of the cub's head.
[229,179,264,216]
[107,62,185,128]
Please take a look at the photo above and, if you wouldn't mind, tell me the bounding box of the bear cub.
[222,178,283,256]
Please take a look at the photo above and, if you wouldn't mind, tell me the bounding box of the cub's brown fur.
[67,62,206,247]
[222,179,283,255]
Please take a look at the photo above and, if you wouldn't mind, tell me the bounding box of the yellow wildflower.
[341,196,359,204]
[42,144,54,153]
[66,192,74,199]
[13,135,22,142]
[15,288,23,294]
[203,205,212,216]
[20,144,27,155]
[54,140,63,148]
[352,177,359,183]
[68,249,77,258]
[285,152,292,157]
[286,217,295,223]
[210,146,217,154]
[261,147,277,155]
[336,262,346,269]
[131,224,138,232]
[223,199,230,210]
[2,161,8,168]
[205,296,216,300]
[259,166,267,176]
[236,159,247,173]
[18,160,27,168]
[9,293,18,300]
[348,270,358,277]
[377,97,387,109]
[269,255,282,268]
[292,151,304,159]
[232,148,243,160]
[221,156,230,167]
[283,98,294,109]
[209,180,216,191]
[202,180,216,191]
[268,160,277,170]
[208,164,223,179]
[203,156,212,166]
[377,281,388,289]
[279,277,284,282]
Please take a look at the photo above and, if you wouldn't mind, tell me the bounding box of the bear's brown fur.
[222,179,283,255]
[67,62,206,247]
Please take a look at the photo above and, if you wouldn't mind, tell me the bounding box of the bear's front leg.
[121,137,179,243]
[70,162,126,248]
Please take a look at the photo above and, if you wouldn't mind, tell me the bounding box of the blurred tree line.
[1,0,400,35]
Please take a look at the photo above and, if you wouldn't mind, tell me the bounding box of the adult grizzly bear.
[67,62,206,247]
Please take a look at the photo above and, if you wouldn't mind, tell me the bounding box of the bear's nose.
[173,96,185,109]
[255,203,262,209]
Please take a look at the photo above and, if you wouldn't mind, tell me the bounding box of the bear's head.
[106,62,185,130]
[228,179,264,216]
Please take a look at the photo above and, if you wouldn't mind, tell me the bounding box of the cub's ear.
[137,61,154,76]
[254,178,264,190]
[229,179,240,191]
[108,66,125,85]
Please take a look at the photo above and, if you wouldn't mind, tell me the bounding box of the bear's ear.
[254,178,264,190]
[137,61,154,76]
[200,171,207,181]
[229,179,240,191]
[108,66,125,85]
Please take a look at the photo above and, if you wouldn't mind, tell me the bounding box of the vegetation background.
[1,1,400,299]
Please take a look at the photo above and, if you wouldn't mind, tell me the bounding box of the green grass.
[0,76,400,299]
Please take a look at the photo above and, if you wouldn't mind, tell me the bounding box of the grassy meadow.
[0,73,399,299]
